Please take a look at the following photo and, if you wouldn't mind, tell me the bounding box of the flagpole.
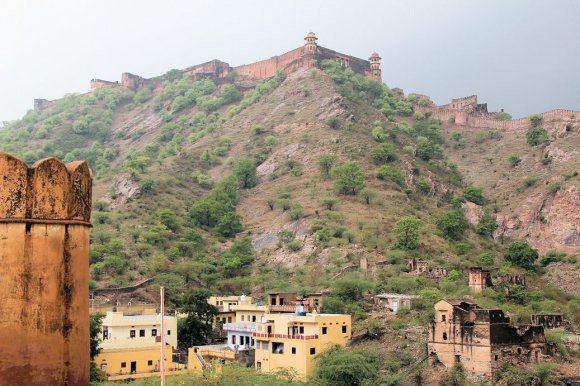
[160,286,165,386]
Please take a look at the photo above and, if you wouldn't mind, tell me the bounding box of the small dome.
[369,51,381,59]
[304,31,318,41]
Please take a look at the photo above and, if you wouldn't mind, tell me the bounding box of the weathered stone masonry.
[0,153,92,386]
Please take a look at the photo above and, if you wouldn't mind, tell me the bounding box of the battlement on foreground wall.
[0,152,92,222]
[0,152,93,385]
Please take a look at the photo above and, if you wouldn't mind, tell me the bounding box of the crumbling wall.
[0,153,92,386]
[531,314,563,329]
[121,72,151,91]
[183,60,231,81]
[90,78,119,91]
[33,98,55,112]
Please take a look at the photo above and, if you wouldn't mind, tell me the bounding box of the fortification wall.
[317,46,371,76]
[90,78,119,91]
[183,59,231,80]
[416,104,579,130]
[0,153,92,385]
[121,72,152,91]
[33,98,55,113]
[234,47,305,79]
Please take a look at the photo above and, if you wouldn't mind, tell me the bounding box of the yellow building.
[209,295,255,324]
[95,311,182,379]
[253,312,351,378]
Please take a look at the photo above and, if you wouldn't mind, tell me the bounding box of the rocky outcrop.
[495,186,579,254]
[462,201,483,226]
[104,174,140,209]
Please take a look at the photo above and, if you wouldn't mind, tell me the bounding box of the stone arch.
[0,152,28,218]
[29,158,71,219]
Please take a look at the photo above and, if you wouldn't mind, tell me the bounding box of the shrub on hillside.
[375,165,404,186]
[370,143,397,164]
[508,153,521,167]
[435,210,469,240]
[504,241,539,270]
[462,185,485,205]
[526,126,549,146]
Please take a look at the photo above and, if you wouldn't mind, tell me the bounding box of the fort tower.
[369,51,382,81]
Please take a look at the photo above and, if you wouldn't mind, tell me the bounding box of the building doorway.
[130,361,137,374]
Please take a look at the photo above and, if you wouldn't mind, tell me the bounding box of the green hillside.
[1,60,578,384]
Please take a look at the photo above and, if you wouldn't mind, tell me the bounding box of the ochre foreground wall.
[0,153,92,386]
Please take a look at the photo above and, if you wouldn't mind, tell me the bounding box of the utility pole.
[160,286,165,386]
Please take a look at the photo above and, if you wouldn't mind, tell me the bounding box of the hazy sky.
[1,0,579,123]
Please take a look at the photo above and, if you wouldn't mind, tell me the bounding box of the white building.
[100,311,178,350]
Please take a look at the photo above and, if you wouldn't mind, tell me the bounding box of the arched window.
[443,332,448,341]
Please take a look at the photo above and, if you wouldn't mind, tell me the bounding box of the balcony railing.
[223,323,256,332]
[267,305,318,313]
[252,332,319,340]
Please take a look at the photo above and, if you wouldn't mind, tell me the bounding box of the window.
[252,315,256,322]
[322,327,327,335]
[257,362,261,369]
[272,342,284,354]
[130,330,136,338]
[232,335,236,345]
[310,348,316,355]
[103,327,108,340]
[100,363,107,370]
[443,333,447,341]
[139,329,145,337]
[148,360,153,366]
[121,362,127,368]
[494,355,499,361]
[299,326,304,334]
[228,317,232,323]
[342,325,347,334]
[152,329,157,337]
[441,315,446,322]
[241,315,245,321]
[167,330,171,336]
[517,347,522,354]
[292,347,296,354]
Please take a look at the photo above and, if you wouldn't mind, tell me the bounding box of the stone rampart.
[0,153,92,385]
[234,47,305,79]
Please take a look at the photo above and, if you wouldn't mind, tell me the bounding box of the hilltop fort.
[89,31,381,92]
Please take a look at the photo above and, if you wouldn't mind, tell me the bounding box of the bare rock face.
[495,186,579,254]
[105,174,140,209]
[462,201,483,226]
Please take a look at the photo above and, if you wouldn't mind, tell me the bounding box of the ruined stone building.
[429,299,550,378]
[406,257,449,279]
[0,152,92,385]
[468,267,526,293]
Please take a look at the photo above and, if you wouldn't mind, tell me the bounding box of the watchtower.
[469,267,491,293]
[369,51,382,81]
[304,31,319,54]
[0,153,92,385]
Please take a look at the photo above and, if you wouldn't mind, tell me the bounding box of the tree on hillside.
[370,143,397,164]
[435,210,469,240]
[415,136,441,161]
[394,216,422,250]
[312,346,380,386]
[157,209,180,232]
[177,288,219,349]
[332,161,366,195]
[317,153,337,179]
[526,127,549,146]
[493,111,512,120]
[90,313,104,381]
[476,210,498,237]
[504,241,539,270]
[233,159,257,188]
